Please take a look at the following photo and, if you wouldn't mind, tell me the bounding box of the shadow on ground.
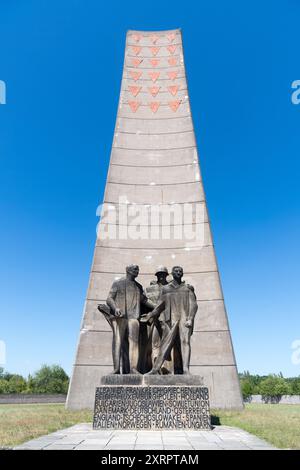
[210,415,221,426]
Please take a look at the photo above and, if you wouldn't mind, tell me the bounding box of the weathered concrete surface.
[0,394,66,404]
[14,423,276,450]
[66,29,243,410]
[247,395,300,404]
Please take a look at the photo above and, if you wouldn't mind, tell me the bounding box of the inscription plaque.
[93,386,210,430]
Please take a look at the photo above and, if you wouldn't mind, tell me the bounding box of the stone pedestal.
[93,375,211,430]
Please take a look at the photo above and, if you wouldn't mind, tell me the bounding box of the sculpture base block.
[100,374,204,386]
[93,376,211,430]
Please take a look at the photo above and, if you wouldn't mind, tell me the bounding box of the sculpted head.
[171,266,183,282]
[155,266,169,284]
[126,264,139,279]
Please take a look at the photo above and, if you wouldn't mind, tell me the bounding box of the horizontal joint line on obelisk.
[126,54,182,59]
[90,269,218,275]
[124,88,188,93]
[113,145,196,151]
[86,297,224,303]
[103,200,205,206]
[77,328,229,334]
[126,53,182,59]
[73,363,236,367]
[107,180,201,186]
[87,299,220,303]
[117,115,191,120]
[124,77,186,81]
[98,221,207,227]
[116,130,193,136]
[125,66,184,71]
[122,102,189,107]
[126,43,182,48]
[95,244,212,250]
[110,163,197,168]
[125,42,182,46]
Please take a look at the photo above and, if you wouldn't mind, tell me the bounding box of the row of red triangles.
[128,85,180,97]
[129,71,179,81]
[129,45,177,56]
[130,57,178,67]
[127,101,181,113]
[131,33,177,43]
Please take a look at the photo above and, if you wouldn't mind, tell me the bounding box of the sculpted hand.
[141,306,161,322]
[140,313,152,323]
[185,319,193,328]
[115,308,123,317]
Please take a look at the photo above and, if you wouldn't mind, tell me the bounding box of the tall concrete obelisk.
[66,29,243,410]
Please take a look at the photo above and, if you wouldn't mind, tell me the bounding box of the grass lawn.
[0,403,299,449]
[213,403,300,449]
[0,404,92,448]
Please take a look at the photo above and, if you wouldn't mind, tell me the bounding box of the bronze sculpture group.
[98,265,198,376]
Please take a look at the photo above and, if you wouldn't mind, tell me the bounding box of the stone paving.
[14,423,276,450]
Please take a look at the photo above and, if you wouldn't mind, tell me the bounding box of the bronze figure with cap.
[145,266,172,373]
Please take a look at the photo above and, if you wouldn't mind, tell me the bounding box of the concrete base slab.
[13,423,276,450]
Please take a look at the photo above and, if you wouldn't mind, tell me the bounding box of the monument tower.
[66,29,243,410]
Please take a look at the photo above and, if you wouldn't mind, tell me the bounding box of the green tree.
[7,374,27,393]
[259,374,292,398]
[239,371,262,398]
[0,370,27,393]
[29,364,69,394]
[0,379,10,393]
[240,378,256,399]
[286,376,300,395]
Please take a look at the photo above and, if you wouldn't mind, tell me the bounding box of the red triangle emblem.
[166,33,176,43]
[149,102,160,113]
[168,57,177,66]
[132,33,142,43]
[131,45,142,56]
[150,34,159,44]
[150,46,160,56]
[168,85,179,96]
[168,100,181,112]
[167,45,176,55]
[129,71,142,81]
[128,86,142,97]
[148,86,160,97]
[131,58,143,67]
[149,58,160,67]
[128,101,141,112]
[148,71,160,82]
[167,71,178,81]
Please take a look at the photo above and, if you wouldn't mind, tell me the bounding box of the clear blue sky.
[0,0,299,378]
